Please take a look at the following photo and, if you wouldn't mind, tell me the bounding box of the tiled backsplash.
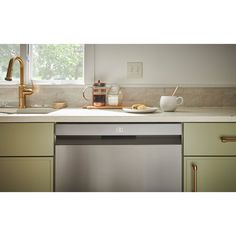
[0,86,236,107]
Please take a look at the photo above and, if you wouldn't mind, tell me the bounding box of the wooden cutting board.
[83,105,123,109]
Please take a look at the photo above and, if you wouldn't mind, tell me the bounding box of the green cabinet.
[0,123,54,192]
[184,123,236,156]
[185,157,236,192]
[0,123,54,156]
[0,157,53,192]
[184,123,236,192]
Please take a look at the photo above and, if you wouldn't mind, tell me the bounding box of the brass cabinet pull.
[192,164,198,192]
[220,136,236,143]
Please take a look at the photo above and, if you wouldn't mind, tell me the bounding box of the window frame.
[0,44,94,86]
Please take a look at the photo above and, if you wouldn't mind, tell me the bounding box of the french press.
[83,80,107,107]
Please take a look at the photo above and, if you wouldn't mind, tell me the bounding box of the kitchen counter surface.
[0,107,236,123]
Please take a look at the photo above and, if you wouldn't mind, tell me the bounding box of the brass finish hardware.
[220,136,236,143]
[192,163,197,192]
[5,56,34,109]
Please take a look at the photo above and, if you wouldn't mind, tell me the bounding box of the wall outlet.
[127,62,143,79]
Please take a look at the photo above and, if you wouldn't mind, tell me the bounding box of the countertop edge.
[0,107,236,123]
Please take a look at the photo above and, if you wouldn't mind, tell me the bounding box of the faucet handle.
[29,80,35,90]
[23,80,35,95]
[25,80,35,91]
[30,80,40,94]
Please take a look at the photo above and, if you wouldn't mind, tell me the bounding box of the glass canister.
[83,80,108,107]
[107,85,123,106]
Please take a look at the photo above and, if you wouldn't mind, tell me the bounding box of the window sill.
[32,83,87,88]
[0,82,88,88]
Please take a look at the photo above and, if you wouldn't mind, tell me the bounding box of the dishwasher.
[55,123,182,192]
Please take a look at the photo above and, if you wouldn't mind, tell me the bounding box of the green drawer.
[0,157,53,192]
[0,123,54,156]
[184,123,236,156]
[184,157,236,192]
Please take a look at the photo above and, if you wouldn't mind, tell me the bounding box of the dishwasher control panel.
[56,123,182,136]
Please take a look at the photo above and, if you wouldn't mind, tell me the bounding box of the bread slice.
[131,104,147,110]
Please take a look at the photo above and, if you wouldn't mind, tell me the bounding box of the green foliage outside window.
[32,44,84,82]
[0,44,84,82]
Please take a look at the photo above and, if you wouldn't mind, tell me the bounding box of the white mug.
[160,96,184,112]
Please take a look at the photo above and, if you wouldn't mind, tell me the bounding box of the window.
[0,44,85,85]
[0,44,20,82]
[31,44,84,84]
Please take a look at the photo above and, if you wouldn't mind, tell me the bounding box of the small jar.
[107,85,123,106]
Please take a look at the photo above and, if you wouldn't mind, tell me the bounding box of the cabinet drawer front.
[0,157,53,192]
[185,157,236,192]
[184,123,236,156]
[0,123,54,156]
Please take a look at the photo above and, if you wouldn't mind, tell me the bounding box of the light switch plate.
[127,62,143,79]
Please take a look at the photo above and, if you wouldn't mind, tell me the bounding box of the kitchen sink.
[0,107,55,114]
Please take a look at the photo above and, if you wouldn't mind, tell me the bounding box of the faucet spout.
[5,58,15,81]
[5,56,34,108]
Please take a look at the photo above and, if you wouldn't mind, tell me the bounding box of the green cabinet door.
[0,123,54,156]
[185,157,236,192]
[184,123,236,156]
[0,157,53,192]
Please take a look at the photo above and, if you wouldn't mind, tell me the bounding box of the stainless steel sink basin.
[0,107,55,114]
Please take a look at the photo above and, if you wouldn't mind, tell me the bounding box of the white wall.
[94,44,236,87]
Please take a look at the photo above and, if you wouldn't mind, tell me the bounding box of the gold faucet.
[5,56,34,109]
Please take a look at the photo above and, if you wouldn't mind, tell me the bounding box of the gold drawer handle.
[220,136,236,143]
[192,164,197,192]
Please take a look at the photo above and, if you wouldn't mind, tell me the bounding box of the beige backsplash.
[0,86,236,107]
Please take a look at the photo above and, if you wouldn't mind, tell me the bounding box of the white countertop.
[0,107,236,123]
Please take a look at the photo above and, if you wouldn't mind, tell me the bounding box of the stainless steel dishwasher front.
[55,123,182,192]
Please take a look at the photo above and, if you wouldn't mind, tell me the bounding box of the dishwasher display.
[55,123,182,192]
